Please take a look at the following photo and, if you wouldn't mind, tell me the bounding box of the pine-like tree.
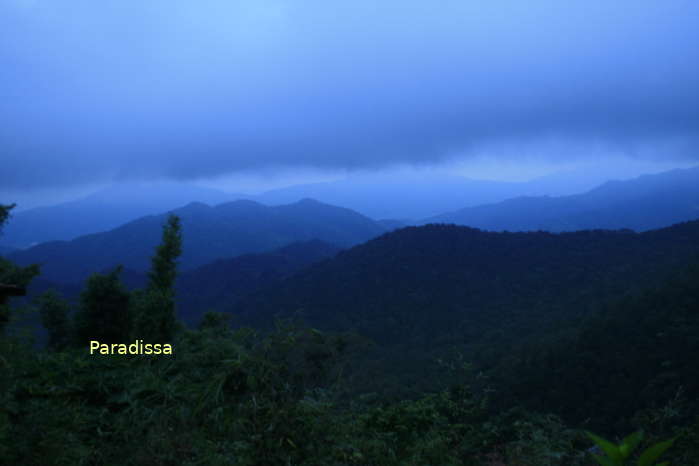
[132,214,182,342]
[148,214,182,292]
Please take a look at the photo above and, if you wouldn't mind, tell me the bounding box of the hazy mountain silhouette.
[8,199,383,284]
[1,167,677,250]
[253,167,658,220]
[376,219,408,231]
[425,166,699,231]
[0,183,244,249]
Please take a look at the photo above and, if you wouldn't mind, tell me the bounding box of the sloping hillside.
[233,221,699,383]
[176,239,341,325]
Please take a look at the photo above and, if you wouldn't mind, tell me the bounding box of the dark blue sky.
[2,1,698,205]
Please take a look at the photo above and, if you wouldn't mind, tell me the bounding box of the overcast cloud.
[1,0,698,190]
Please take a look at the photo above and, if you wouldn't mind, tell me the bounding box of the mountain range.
[253,167,647,220]
[7,199,382,285]
[1,166,662,249]
[425,166,699,231]
[0,183,244,249]
[6,165,699,289]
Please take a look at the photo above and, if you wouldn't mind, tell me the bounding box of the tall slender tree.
[148,214,182,292]
[132,214,182,342]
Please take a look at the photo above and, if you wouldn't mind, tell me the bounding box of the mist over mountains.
[252,167,627,220]
[0,183,243,249]
[5,165,689,250]
[4,165,698,288]
[0,173,548,249]
[7,199,382,284]
[425,166,699,231]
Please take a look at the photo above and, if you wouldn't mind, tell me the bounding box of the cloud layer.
[2,0,698,189]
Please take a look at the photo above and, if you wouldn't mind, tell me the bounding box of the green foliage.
[198,310,232,333]
[132,214,182,342]
[0,256,39,291]
[0,256,40,334]
[586,430,674,466]
[36,289,71,350]
[495,260,699,433]
[74,266,131,344]
[0,202,15,233]
[498,410,589,466]
[2,322,343,465]
[0,203,40,333]
[669,417,699,465]
[131,288,177,343]
[4,312,697,465]
[148,214,182,293]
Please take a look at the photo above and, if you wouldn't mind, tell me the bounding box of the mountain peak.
[297,198,322,205]
[180,201,211,210]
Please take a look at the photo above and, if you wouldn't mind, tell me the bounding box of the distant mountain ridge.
[0,183,244,249]
[2,166,687,249]
[253,168,633,220]
[0,171,589,249]
[425,166,699,231]
[8,199,384,285]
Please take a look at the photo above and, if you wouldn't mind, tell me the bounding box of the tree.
[0,203,39,333]
[0,203,15,234]
[37,290,71,350]
[148,214,182,292]
[132,214,182,342]
[74,266,131,345]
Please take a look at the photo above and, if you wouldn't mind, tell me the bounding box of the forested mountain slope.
[493,259,699,433]
[176,239,342,325]
[233,221,699,392]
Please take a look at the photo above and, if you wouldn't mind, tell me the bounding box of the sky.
[1,0,698,207]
